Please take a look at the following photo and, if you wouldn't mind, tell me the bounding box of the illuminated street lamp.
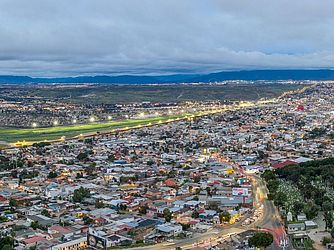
[139,112,145,117]
[168,110,172,114]
[72,119,77,124]
[89,117,95,122]
[107,116,112,120]
[32,122,37,128]
[53,120,59,126]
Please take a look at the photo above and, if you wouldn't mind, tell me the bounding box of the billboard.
[232,188,249,197]
[87,233,107,250]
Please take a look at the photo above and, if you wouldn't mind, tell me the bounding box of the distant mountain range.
[1,69,334,84]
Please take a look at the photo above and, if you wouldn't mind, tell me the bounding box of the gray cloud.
[0,0,334,76]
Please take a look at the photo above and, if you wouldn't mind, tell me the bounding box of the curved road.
[250,174,291,250]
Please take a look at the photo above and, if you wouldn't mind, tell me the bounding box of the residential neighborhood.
[0,81,333,250]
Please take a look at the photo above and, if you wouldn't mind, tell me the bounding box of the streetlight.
[72,119,77,124]
[53,120,59,126]
[89,117,95,122]
[32,122,37,128]
[139,112,145,117]
[107,116,112,120]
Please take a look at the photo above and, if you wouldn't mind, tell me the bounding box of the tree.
[83,216,94,225]
[261,170,276,182]
[47,171,58,179]
[0,236,14,250]
[9,198,17,208]
[219,211,231,223]
[2,245,14,250]
[193,176,201,183]
[163,208,172,222]
[76,172,83,179]
[257,150,268,160]
[139,205,148,215]
[293,202,304,215]
[76,152,88,161]
[323,211,333,231]
[95,200,105,208]
[267,179,279,193]
[72,187,91,203]
[195,188,201,195]
[85,163,96,176]
[30,221,40,230]
[322,201,333,212]
[273,192,287,208]
[181,224,190,231]
[248,232,273,248]
[206,187,212,197]
[191,210,199,219]
[331,227,334,239]
[304,203,319,220]
[41,209,51,217]
[0,216,8,223]
[147,159,154,166]
[108,154,116,162]
[119,204,127,211]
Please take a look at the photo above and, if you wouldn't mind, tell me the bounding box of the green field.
[0,113,202,146]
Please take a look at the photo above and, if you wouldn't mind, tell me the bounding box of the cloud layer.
[0,0,334,76]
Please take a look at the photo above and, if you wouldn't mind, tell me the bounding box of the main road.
[250,174,291,250]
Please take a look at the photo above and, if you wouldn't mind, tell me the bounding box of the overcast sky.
[0,0,334,76]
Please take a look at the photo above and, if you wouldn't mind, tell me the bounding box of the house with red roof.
[272,160,298,169]
[23,236,46,247]
[164,178,177,187]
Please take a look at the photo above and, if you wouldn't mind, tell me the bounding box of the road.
[130,227,245,250]
[250,174,291,250]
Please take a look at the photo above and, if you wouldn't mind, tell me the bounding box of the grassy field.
[0,113,202,146]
